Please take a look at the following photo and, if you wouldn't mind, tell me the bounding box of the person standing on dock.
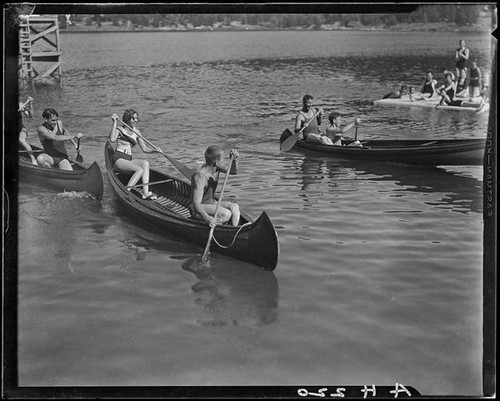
[191,146,241,227]
[36,108,83,170]
[468,60,483,100]
[455,39,470,79]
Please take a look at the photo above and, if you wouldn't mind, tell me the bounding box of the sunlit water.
[15,30,492,395]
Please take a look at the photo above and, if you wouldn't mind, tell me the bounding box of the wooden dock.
[19,15,62,87]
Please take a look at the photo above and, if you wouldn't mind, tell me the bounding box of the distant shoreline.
[59,22,492,34]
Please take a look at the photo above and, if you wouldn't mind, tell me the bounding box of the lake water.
[12,29,494,396]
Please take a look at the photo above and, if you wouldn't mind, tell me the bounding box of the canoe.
[19,146,104,200]
[104,141,279,271]
[280,129,485,166]
[373,97,489,113]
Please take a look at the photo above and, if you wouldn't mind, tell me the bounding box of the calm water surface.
[16,30,492,395]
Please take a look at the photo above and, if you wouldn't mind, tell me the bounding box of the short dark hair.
[302,94,314,103]
[42,108,58,119]
[204,145,224,165]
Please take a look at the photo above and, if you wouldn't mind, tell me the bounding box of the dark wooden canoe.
[104,141,279,271]
[19,146,104,200]
[280,129,485,166]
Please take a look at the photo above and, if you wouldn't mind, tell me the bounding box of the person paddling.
[191,146,240,227]
[18,96,38,165]
[36,108,83,171]
[294,94,333,145]
[109,109,161,200]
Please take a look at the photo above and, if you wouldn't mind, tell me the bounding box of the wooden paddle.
[201,154,234,266]
[115,117,193,180]
[75,137,84,163]
[280,109,321,152]
[18,97,33,112]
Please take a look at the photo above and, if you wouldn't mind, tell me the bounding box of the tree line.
[60,5,490,29]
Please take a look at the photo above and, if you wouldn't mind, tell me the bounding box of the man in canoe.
[18,96,38,165]
[36,108,83,171]
[294,94,333,145]
[191,146,241,227]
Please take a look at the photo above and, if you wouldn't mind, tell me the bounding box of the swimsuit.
[456,48,468,69]
[113,126,137,164]
[456,78,467,94]
[422,81,435,96]
[469,68,480,88]
[299,110,321,141]
[40,121,69,165]
[190,170,219,220]
[444,85,463,107]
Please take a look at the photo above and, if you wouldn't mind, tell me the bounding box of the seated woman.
[437,73,484,110]
[109,109,162,200]
[18,96,38,165]
[325,112,362,146]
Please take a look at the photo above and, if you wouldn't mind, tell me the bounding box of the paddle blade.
[280,129,300,152]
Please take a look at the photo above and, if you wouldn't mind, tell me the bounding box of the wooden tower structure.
[19,15,62,86]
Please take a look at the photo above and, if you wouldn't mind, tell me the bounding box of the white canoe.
[374,96,489,113]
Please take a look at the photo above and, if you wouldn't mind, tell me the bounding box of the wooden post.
[18,15,62,86]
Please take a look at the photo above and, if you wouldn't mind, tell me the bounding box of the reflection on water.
[296,155,483,214]
[181,256,280,328]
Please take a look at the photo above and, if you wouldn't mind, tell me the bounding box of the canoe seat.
[133,187,192,219]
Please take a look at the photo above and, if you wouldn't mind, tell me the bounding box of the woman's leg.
[57,159,73,171]
[134,159,152,196]
[202,203,232,224]
[114,159,144,189]
[36,153,54,168]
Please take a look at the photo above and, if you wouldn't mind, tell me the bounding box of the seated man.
[36,108,83,170]
[294,94,333,145]
[191,146,240,227]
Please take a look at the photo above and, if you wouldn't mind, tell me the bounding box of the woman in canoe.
[191,146,240,227]
[325,112,362,146]
[109,109,161,200]
[36,108,83,171]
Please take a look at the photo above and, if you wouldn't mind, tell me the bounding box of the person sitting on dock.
[437,72,484,110]
[191,146,241,227]
[36,108,83,171]
[294,94,333,145]
[18,96,38,165]
[109,110,160,200]
[325,112,362,146]
[382,85,409,99]
[408,86,428,102]
[421,71,438,98]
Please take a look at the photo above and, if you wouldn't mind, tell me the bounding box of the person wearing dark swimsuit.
[468,60,483,100]
[421,71,438,98]
[437,72,484,110]
[455,39,469,79]
[191,145,240,227]
[36,108,83,170]
[109,109,161,200]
